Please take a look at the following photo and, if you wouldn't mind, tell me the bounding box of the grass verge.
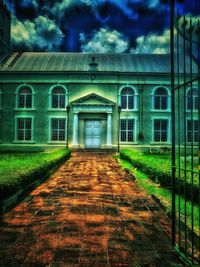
[120,149,199,203]
[118,156,199,242]
[0,149,71,201]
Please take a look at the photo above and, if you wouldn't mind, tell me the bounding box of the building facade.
[0,1,198,151]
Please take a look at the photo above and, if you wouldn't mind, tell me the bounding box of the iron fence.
[171,2,200,265]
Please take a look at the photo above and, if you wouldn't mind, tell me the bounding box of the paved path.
[0,152,184,267]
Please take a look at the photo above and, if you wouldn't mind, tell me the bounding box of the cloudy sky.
[4,0,200,53]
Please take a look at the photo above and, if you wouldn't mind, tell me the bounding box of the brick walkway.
[0,152,184,267]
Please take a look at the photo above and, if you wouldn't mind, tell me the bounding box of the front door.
[85,120,101,148]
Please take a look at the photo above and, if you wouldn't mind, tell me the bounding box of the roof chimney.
[89,56,98,71]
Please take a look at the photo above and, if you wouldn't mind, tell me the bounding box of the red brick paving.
[0,152,184,267]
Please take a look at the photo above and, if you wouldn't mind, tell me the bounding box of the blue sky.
[4,0,200,53]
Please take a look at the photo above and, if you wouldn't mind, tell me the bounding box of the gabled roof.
[71,93,115,105]
[0,52,197,74]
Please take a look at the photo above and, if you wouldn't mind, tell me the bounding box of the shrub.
[0,149,71,201]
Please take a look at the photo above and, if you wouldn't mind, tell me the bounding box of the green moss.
[0,149,71,201]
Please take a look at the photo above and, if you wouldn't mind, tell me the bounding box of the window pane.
[52,130,58,141]
[17,118,32,141]
[59,130,65,141]
[154,131,160,142]
[187,120,199,142]
[59,95,65,108]
[154,120,160,130]
[18,118,24,129]
[25,130,31,140]
[52,87,65,94]
[18,87,32,108]
[194,96,198,109]
[52,119,58,129]
[52,95,58,108]
[19,87,31,94]
[51,119,65,141]
[161,97,167,109]
[25,119,31,129]
[121,131,126,142]
[18,130,24,140]
[128,96,134,109]
[26,95,32,108]
[161,120,167,130]
[154,120,168,142]
[121,120,126,130]
[121,96,127,109]
[121,87,134,95]
[128,131,133,142]
[161,131,167,142]
[128,120,134,130]
[52,87,65,109]
[155,88,167,96]
[59,119,65,130]
[187,89,198,110]
[187,120,192,131]
[19,95,25,108]
[120,119,134,142]
[154,96,160,109]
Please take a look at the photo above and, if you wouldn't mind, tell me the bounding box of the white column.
[107,113,112,147]
[73,112,79,146]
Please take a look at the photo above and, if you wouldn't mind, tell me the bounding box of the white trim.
[49,84,68,110]
[151,86,171,111]
[151,116,171,144]
[14,115,35,143]
[15,84,35,110]
[72,105,113,113]
[48,116,67,143]
[118,85,138,111]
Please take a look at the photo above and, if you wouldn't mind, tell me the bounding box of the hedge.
[120,149,199,203]
[0,149,71,201]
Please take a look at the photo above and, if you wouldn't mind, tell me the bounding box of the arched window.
[187,88,198,110]
[153,87,169,110]
[121,87,135,110]
[18,86,33,108]
[51,86,66,109]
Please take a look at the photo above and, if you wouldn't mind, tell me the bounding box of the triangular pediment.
[71,93,115,105]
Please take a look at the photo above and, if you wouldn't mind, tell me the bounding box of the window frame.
[152,117,171,144]
[186,87,198,111]
[14,115,35,143]
[151,86,171,112]
[49,85,68,110]
[120,117,137,143]
[48,116,67,143]
[118,86,138,111]
[187,119,199,143]
[15,84,35,110]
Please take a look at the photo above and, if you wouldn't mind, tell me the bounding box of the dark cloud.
[3,0,200,52]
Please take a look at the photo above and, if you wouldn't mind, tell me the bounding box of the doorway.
[85,120,101,148]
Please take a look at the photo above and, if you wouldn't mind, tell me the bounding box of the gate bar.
[170,0,176,247]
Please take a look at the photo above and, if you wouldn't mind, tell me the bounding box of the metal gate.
[171,1,200,265]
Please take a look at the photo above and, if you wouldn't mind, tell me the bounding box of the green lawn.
[118,156,199,238]
[120,149,199,203]
[0,149,71,201]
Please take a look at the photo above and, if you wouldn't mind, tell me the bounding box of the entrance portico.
[70,93,115,149]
